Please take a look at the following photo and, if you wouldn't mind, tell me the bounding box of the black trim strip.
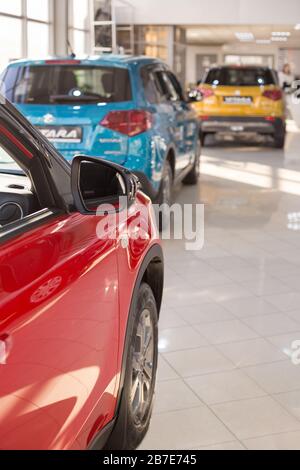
[0,208,64,244]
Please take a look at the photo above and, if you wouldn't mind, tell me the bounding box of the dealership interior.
[2,0,300,451]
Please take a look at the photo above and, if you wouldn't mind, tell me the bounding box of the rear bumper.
[200,116,286,135]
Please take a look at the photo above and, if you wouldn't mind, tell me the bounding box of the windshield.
[3,65,132,104]
[204,68,276,87]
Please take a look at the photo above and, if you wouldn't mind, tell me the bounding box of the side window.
[167,72,185,101]
[0,67,19,102]
[0,129,44,230]
[156,71,180,102]
[141,67,161,104]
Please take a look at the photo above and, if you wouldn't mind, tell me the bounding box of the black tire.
[155,160,173,231]
[183,139,201,185]
[274,132,286,149]
[105,283,158,450]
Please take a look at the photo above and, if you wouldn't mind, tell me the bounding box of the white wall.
[186,46,222,84]
[126,0,300,25]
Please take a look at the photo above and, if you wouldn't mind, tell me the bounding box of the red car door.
[0,112,120,449]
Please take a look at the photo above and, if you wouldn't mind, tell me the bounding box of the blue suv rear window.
[3,65,132,104]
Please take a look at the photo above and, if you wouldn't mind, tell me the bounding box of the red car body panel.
[0,100,162,450]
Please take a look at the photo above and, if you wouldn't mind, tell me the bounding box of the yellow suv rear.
[192,66,286,148]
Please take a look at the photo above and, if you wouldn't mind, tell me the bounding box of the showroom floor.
[140,101,300,450]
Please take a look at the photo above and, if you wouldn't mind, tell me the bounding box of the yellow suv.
[192,66,286,148]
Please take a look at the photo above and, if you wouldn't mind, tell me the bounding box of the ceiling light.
[256,39,271,44]
[235,32,254,42]
[271,36,288,42]
[295,24,300,30]
[272,31,291,37]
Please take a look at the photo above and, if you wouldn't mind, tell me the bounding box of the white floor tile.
[164,347,235,378]
[242,313,300,337]
[157,355,179,382]
[159,327,208,353]
[244,361,300,394]
[196,441,245,451]
[186,370,266,405]
[220,297,278,318]
[244,431,300,450]
[274,391,300,420]
[212,397,300,440]
[241,278,292,296]
[205,283,252,302]
[139,407,235,450]
[174,302,234,325]
[218,338,285,367]
[264,292,300,313]
[159,308,188,329]
[195,320,258,345]
[267,332,300,355]
[153,379,202,414]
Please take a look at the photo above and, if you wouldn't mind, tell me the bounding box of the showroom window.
[68,0,91,55]
[0,0,52,72]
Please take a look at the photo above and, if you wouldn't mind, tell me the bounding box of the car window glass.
[0,145,22,174]
[156,71,179,102]
[6,65,132,104]
[141,67,160,104]
[167,72,185,101]
[0,67,19,102]
[204,67,276,86]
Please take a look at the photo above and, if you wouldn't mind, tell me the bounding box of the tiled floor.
[140,101,300,450]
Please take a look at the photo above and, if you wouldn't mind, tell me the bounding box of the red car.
[0,98,163,450]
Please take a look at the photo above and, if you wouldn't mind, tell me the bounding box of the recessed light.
[256,39,271,44]
[272,32,291,36]
[271,36,288,42]
[235,32,254,42]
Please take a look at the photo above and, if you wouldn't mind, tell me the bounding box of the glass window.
[0,0,22,15]
[141,67,160,105]
[71,0,89,30]
[27,22,49,58]
[94,0,112,22]
[0,67,19,101]
[204,67,276,87]
[156,71,180,102]
[94,25,112,49]
[9,65,132,104]
[0,145,21,174]
[167,72,184,101]
[27,0,49,21]
[0,16,22,71]
[73,29,89,55]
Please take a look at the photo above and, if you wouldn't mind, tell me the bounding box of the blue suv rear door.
[155,69,193,175]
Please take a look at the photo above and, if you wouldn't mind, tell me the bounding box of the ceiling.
[185,25,300,46]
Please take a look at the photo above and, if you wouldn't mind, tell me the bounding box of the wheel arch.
[88,244,164,450]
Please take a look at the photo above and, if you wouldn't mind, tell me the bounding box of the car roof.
[208,65,274,71]
[6,55,164,68]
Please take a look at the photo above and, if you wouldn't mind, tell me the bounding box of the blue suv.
[1,55,200,202]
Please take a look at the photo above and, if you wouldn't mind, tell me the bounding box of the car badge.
[44,114,55,124]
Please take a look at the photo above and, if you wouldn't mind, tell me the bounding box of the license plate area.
[223,96,253,105]
[38,126,83,143]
